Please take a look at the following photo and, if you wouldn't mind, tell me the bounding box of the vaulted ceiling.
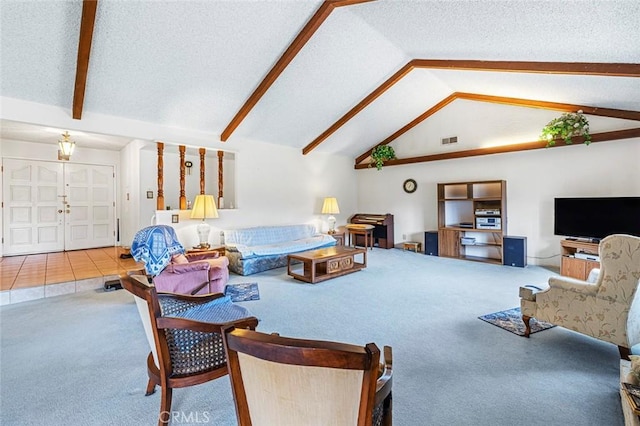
[2,0,639,166]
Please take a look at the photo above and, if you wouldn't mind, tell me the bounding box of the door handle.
[58,209,63,213]
[66,210,71,214]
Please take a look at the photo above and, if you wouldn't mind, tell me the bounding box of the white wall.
[4,97,637,266]
[120,139,145,246]
[357,138,640,266]
[138,144,236,224]
[1,138,120,167]
[0,134,357,253]
[0,98,358,253]
[151,139,358,249]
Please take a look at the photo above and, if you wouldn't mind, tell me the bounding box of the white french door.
[63,163,115,250]
[3,159,65,254]
[2,159,115,255]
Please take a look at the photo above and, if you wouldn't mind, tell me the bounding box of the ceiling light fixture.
[58,131,76,161]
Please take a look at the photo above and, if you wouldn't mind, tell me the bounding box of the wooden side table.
[326,231,345,246]
[187,246,225,257]
[620,360,640,426]
[346,225,375,250]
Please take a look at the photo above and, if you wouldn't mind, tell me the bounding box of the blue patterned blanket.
[131,225,185,275]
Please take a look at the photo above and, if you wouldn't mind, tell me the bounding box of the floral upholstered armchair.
[520,234,640,359]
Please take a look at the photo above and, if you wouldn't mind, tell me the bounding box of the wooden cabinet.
[437,180,506,265]
[560,239,600,280]
[438,229,460,258]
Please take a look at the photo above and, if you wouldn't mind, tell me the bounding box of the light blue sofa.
[224,224,336,275]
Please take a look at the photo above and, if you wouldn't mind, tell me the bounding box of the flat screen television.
[554,197,640,241]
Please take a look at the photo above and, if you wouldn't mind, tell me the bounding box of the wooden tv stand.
[560,239,600,280]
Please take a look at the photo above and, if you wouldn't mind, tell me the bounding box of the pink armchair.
[131,225,229,295]
[154,252,229,295]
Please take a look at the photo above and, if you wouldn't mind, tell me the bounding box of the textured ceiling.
[1,0,639,159]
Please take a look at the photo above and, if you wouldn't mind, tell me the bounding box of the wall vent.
[441,136,458,145]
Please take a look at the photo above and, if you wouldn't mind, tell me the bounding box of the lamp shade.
[321,197,340,215]
[190,194,219,219]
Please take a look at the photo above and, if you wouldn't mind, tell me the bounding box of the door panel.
[64,164,115,250]
[2,159,65,255]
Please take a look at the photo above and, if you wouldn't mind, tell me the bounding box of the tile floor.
[0,247,144,305]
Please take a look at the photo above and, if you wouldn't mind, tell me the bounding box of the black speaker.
[503,236,527,267]
[424,231,438,256]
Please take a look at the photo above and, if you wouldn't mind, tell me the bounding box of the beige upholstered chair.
[121,275,259,426]
[520,234,640,359]
[221,327,393,426]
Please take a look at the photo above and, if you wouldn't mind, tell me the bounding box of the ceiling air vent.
[441,136,458,145]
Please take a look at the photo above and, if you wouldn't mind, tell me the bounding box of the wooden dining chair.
[121,274,259,426]
[221,327,393,426]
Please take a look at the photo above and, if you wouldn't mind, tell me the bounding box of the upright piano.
[348,213,394,249]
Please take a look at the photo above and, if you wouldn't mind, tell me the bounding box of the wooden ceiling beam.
[221,0,376,142]
[353,128,640,169]
[354,94,457,164]
[72,0,98,120]
[410,59,640,77]
[304,60,640,155]
[303,62,414,155]
[455,93,640,121]
[354,92,640,165]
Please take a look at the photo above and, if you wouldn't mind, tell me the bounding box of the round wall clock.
[403,179,417,193]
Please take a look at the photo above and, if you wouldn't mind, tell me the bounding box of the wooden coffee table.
[287,246,367,284]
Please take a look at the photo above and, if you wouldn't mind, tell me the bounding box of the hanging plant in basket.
[540,110,591,147]
[369,145,397,170]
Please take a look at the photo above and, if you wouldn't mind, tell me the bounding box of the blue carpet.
[225,282,260,302]
[479,307,555,336]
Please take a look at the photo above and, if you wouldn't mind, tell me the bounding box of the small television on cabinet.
[554,197,640,241]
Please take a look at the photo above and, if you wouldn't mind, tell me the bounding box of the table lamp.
[190,194,218,249]
[321,197,340,234]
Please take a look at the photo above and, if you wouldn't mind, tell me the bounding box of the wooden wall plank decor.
[179,145,186,210]
[156,142,164,210]
[199,148,206,195]
[218,151,224,208]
